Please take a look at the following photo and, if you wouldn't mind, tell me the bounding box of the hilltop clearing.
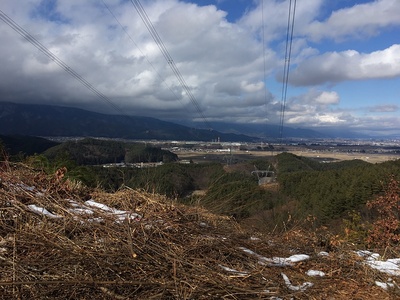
[0,163,398,299]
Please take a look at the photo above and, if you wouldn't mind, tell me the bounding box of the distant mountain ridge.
[0,102,257,142]
[178,121,373,139]
[1,102,368,141]
[195,121,328,139]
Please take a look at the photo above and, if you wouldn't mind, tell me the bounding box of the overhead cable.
[130,0,212,130]
[261,0,269,139]
[0,9,125,116]
[101,0,187,111]
[279,0,297,139]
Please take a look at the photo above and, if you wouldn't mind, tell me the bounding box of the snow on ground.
[218,265,249,277]
[375,279,399,291]
[239,246,310,267]
[27,204,61,219]
[11,180,400,292]
[306,270,326,277]
[356,250,400,276]
[281,272,313,291]
[25,198,400,292]
[26,197,142,224]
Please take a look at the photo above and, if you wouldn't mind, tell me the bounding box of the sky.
[0,0,399,137]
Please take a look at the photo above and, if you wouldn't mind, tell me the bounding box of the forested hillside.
[0,134,59,157]
[43,138,178,165]
[276,153,400,224]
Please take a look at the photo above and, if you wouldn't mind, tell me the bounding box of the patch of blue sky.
[332,79,399,109]
[184,0,253,22]
[315,0,374,22]
[307,33,397,55]
[31,0,69,24]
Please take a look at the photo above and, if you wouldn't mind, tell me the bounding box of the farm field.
[175,147,399,164]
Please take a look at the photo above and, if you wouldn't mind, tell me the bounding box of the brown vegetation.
[0,163,397,299]
[367,176,400,248]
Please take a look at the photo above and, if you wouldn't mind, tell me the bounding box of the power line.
[279,0,297,139]
[0,9,125,116]
[261,0,269,139]
[130,0,212,130]
[101,0,187,111]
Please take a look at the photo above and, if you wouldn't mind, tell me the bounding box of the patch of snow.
[86,217,104,223]
[356,250,380,260]
[26,199,142,224]
[17,183,36,191]
[367,260,400,276]
[388,258,400,265]
[281,272,313,291]
[27,204,62,219]
[239,247,309,266]
[318,251,329,257]
[68,200,82,207]
[219,265,248,277]
[85,200,123,213]
[356,250,400,276]
[306,269,325,277]
[84,199,142,223]
[375,281,393,290]
[9,182,36,192]
[70,208,94,215]
[375,279,399,290]
[287,254,310,262]
[240,247,261,256]
[68,199,142,223]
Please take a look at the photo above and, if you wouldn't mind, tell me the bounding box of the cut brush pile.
[0,163,396,299]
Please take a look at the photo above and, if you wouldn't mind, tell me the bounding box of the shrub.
[367,176,400,247]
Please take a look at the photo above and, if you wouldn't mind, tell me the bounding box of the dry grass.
[0,162,397,299]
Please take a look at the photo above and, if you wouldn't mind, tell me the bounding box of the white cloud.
[289,45,400,86]
[240,81,264,93]
[286,113,345,126]
[239,0,323,44]
[317,114,344,124]
[0,0,399,136]
[369,104,398,113]
[0,0,275,118]
[305,0,400,41]
[315,91,340,105]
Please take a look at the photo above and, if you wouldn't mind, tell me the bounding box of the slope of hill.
[0,134,59,156]
[276,153,400,224]
[0,163,397,299]
[43,138,178,165]
[0,102,256,142]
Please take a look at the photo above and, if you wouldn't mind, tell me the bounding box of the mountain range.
[0,102,368,141]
